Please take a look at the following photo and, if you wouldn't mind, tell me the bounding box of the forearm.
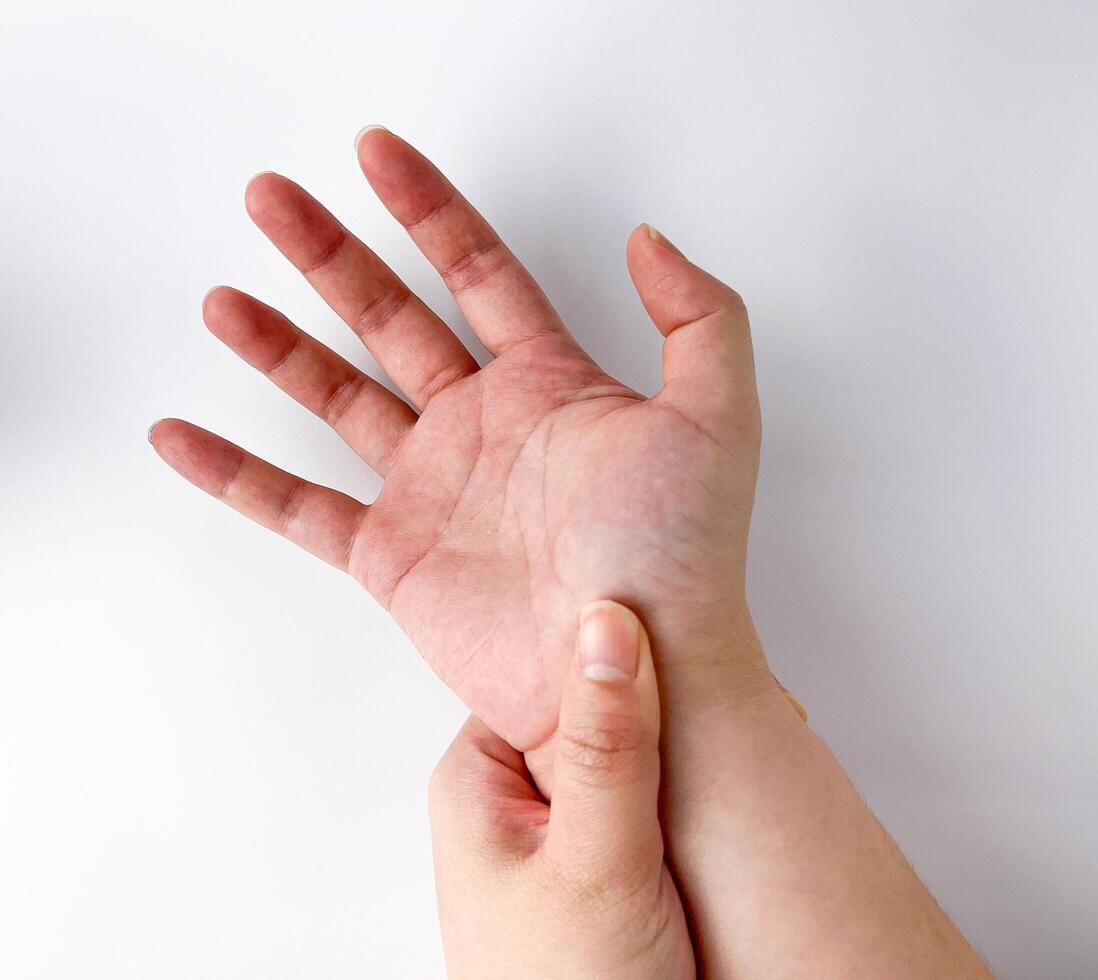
[658,634,992,979]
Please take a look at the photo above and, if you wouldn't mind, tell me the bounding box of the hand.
[150,126,771,755]
[151,128,992,977]
[429,600,693,980]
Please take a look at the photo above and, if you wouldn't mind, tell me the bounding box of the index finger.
[355,127,580,358]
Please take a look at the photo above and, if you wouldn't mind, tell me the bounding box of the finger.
[244,172,478,409]
[149,419,367,571]
[428,717,548,966]
[626,223,759,436]
[356,126,578,357]
[545,600,662,880]
[429,716,545,854]
[203,287,417,476]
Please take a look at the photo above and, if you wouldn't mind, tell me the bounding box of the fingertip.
[640,222,686,257]
[564,599,659,739]
[200,286,262,352]
[577,599,643,684]
[243,170,287,219]
[628,222,686,261]
[627,222,649,249]
[354,124,390,155]
[147,416,186,458]
[625,223,650,263]
[646,223,685,257]
[148,415,185,440]
[148,420,242,493]
[352,129,445,226]
[201,284,236,323]
[354,125,401,177]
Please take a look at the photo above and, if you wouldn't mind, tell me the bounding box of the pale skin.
[151,127,993,977]
[431,600,694,979]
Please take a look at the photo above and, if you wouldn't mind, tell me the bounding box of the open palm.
[152,128,762,751]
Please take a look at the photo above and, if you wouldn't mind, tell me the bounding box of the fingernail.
[784,690,809,722]
[645,223,685,258]
[147,420,161,444]
[355,124,389,150]
[578,601,640,682]
[247,170,277,186]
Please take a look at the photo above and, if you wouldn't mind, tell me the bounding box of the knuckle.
[418,360,471,405]
[539,847,616,907]
[557,714,645,785]
[351,287,411,339]
[439,239,508,293]
[723,284,748,318]
[319,374,366,428]
[538,845,656,916]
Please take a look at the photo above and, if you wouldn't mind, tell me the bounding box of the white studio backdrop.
[2,1,1096,977]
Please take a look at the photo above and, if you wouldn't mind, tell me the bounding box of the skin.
[150,125,771,755]
[151,127,993,977]
[431,600,693,979]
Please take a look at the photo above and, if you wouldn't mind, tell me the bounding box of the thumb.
[544,600,662,879]
[626,223,758,436]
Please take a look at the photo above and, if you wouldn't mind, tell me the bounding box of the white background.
[2,1,1096,976]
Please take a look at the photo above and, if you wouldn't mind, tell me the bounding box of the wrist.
[651,604,781,716]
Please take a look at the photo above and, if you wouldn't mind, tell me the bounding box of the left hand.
[428,600,694,979]
[150,126,771,758]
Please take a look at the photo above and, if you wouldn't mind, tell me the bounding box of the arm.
[660,626,992,978]
[433,598,990,979]
[615,231,993,978]
[150,126,991,977]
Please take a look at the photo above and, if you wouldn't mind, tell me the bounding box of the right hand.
[430,600,694,980]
